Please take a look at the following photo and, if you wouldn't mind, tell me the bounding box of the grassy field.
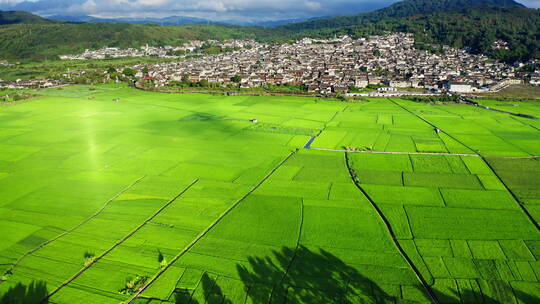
[348,153,540,303]
[0,57,179,81]
[472,85,540,100]
[475,99,540,118]
[0,85,538,304]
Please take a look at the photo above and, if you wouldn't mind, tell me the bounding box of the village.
[58,45,179,60]
[1,33,539,94]
[130,33,534,94]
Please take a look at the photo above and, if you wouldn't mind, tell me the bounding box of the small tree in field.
[157,250,167,268]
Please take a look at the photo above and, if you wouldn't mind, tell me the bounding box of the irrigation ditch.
[461,97,539,120]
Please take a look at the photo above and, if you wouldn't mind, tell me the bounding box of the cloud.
[1,0,538,21]
[522,0,540,7]
[0,0,395,20]
[305,1,322,11]
[0,0,25,4]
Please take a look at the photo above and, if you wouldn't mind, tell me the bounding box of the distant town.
[2,33,539,95]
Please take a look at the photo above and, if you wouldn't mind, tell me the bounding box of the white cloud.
[0,0,24,4]
[2,0,538,21]
[305,1,322,11]
[1,0,395,20]
[522,0,540,7]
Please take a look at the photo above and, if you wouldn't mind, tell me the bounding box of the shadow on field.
[174,273,232,304]
[236,245,403,303]
[437,284,540,304]
[0,281,48,304]
[173,246,423,303]
[171,246,540,304]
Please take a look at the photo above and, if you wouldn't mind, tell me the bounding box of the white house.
[444,82,476,93]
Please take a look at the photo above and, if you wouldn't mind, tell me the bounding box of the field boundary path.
[309,147,539,159]
[2,175,147,278]
[268,198,305,302]
[344,152,440,304]
[308,147,481,157]
[482,157,540,231]
[126,150,298,304]
[41,179,199,303]
[387,98,480,154]
[461,97,539,120]
[388,98,540,231]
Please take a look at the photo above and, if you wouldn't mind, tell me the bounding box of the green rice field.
[475,99,540,118]
[0,85,539,304]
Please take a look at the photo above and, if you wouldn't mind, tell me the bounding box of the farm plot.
[475,99,540,118]
[348,153,540,303]
[1,86,540,304]
[312,99,471,154]
[131,150,432,304]
[391,98,540,157]
[0,86,348,303]
[485,157,540,225]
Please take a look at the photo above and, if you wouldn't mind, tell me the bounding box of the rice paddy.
[0,85,539,304]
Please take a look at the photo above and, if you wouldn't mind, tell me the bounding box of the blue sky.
[0,0,538,21]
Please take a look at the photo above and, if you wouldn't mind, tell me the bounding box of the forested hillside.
[283,7,540,63]
[0,10,54,25]
[0,23,262,59]
[280,0,524,31]
[0,0,538,63]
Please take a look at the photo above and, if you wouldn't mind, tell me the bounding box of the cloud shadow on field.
[0,281,48,304]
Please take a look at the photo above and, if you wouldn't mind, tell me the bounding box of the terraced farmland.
[0,85,538,304]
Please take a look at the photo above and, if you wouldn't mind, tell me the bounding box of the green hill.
[280,0,525,31]
[280,6,540,63]
[0,22,262,59]
[0,10,54,25]
[0,0,538,63]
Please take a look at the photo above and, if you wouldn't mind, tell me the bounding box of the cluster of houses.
[3,33,539,93]
[531,62,540,86]
[0,78,61,89]
[129,33,529,93]
[58,40,259,61]
[0,60,16,67]
[59,45,180,60]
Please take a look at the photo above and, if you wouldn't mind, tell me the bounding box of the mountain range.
[0,0,537,63]
[45,15,317,28]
